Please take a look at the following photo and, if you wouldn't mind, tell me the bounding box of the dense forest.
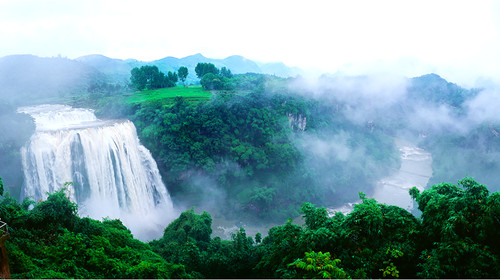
[87,66,400,222]
[1,176,499,278]
[1,56,500,278]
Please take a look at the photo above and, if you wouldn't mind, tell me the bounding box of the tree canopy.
[178,66,188,85]
[130,65,178,91]
[1,176,499,278]
[194,63,219,79]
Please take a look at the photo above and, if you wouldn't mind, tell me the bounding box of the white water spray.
[18,104,175,240]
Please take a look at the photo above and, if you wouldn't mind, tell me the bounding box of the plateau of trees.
[1,176,499,278]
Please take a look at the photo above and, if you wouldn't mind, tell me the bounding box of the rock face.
[287,113,307,131]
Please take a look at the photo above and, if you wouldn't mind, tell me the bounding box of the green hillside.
[123,86,211,105]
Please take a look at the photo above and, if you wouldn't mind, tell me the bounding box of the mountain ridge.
[74,53,302,83]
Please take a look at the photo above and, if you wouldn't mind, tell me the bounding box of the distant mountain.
[0,54,105,105]
[75,54,132,83]
[75,53,302,84]
[256,61,303,77]
[408,73,476,107]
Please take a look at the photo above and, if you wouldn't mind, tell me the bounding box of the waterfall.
[18,104,175,240]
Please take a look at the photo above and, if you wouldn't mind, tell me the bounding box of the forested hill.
[1,56,500,278]
[0,54,300,105]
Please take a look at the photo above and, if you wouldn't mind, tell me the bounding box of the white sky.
[1,0,500,86]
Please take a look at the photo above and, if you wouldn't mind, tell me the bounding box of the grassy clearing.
[124,86,212,105]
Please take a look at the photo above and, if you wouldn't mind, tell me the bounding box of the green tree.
[200,72,224,90]
[195,62,219,79]
[130,65,177,90]
[288,251,348,279]
[130,67,147,90]
[220,66,233,78]
[178,66,188,86]
[410,177,500,278]
[166,71,178,87]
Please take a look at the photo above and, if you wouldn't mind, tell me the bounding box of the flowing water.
[330,138,433,214]
[18,104,176,240]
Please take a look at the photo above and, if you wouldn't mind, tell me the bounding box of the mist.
[286,65,500,194]
[3,52,500,244]
[0,55,105,105]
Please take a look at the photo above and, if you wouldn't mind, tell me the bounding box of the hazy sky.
[1,0,499,86]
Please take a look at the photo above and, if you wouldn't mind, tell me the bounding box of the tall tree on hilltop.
[178,66,188,86]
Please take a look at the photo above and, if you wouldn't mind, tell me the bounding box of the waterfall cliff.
[18,104,174,239]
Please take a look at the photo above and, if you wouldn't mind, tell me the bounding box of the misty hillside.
[74,54,132,84]
[0,55,106,105]
[2,54,500,278]
[407,73,475,106]
[0,53,300,106]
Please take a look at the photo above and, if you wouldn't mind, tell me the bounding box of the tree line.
[1,176,499,278]
[130,63,234,91]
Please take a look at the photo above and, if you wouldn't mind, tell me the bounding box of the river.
[330,138,433,214]
[212,138,433,239]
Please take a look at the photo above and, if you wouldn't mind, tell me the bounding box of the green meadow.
[124,85,212,104]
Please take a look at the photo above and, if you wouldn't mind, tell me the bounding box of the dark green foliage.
[0,188,192,279]
[130,65,178,90]
[83,72,398,222]
[194,62,219,79]
[129,74,398,222]
[411,177,500,278]
[255,178,500,279]
[195,63,233,90]
[1,176,499,278]
[200,72,225,90]
[288,251,347,279]
[27,188,78,232]
[149,209,263,278]
[220,66,233,78]
[177,66,188,85]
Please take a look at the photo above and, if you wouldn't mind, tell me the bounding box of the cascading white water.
[18,104,175,240]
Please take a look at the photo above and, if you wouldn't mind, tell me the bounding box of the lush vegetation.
[130,65,178,91]
[0,188,192,279]
[128,74,398,222]
[196,63,234,90]
[124,86,211,105]
[75,68,399,223]
[1,176,498,278]
[5,57,500,278]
